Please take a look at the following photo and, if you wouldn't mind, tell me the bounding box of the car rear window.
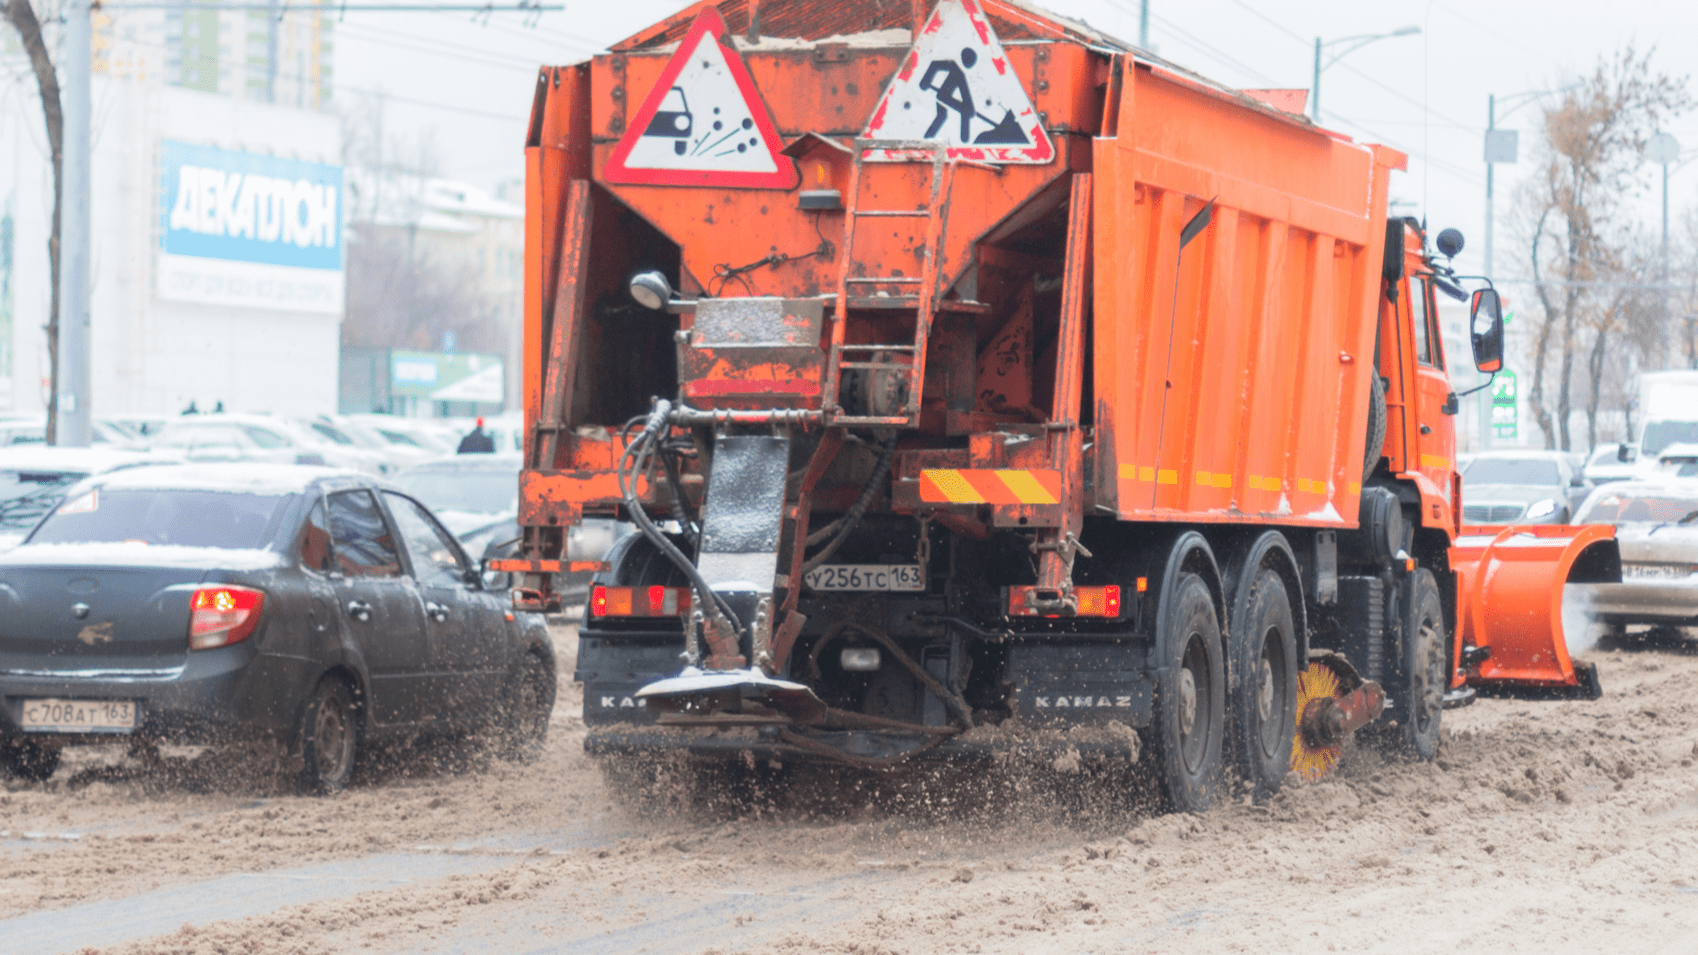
[1577,493,1698,525]
[396,469,518,515]
[1463,458,1560,486]
[0,469,89,530]
[28,489,288,548]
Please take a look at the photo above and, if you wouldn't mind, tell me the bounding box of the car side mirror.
[1570,476,1586,487]
[1617,442,1632,463]
[463,567,483,590]
[1470,288,1504,373]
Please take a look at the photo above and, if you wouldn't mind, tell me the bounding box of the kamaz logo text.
[1034,695,1132,709]
[599,696,647,709]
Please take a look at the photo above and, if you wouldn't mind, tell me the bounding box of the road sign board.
[861,0,1054,164]
[603,8,797,188]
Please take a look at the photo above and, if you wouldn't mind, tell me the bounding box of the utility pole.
[58,0,92,447]
[1311,37,1320,121]
[1138,0,1149,51]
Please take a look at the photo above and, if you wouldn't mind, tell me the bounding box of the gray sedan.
[0,464,555,791]
[1461,451,1590,524]
[1572,481,1698,630]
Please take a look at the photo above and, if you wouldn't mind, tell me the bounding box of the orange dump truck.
[503,0,1619,809]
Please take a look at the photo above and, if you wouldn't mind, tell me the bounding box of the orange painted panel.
[1094,60,1400,528]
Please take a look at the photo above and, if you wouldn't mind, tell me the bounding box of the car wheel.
[500,652,556,762]
[0,738,61,782]
[299,678,358,794]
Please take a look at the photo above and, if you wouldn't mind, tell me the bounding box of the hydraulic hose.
[617,399,743,640]
[800,433,897,574]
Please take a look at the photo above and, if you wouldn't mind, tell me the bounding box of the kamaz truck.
[496,0,1620,810]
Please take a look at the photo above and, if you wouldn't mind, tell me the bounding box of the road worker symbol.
[863,0,1055,164]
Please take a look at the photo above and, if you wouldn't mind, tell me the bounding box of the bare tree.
[1519,48,1691,450]
[3,0,62,442]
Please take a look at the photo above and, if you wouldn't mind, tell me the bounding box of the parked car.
[0,417,146,449]
[1460,450,1590,524]
[1584,442,1641,485]
[393,453,626,596]
[341,415,455,458]
[0,463,556,791]
[149,415,390,475]
[1572,480,1698,633]
[0,447,182,550]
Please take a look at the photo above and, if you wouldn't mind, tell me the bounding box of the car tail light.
[1007,585,1122,618]
[590,585,692,617]
[189,585,266,650]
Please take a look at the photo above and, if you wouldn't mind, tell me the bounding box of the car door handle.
[346,599,373,622]
[425,601,449,622]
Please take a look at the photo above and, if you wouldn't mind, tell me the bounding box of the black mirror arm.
[1454,369,1497,399]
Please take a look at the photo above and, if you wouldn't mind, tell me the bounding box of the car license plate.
[19,698,136,734]
[803,564,925,592]
[1623,563,1693,579]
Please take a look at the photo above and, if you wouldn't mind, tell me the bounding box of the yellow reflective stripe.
[996,469,1059,505]
[923,469,984,503]
[1158,469,1178,485]
[1140,466,1155,481]
[1119,463,1138,480]
[1420,454,1450,469]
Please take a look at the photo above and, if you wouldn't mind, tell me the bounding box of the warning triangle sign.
[862,0,1054,165]
[603,8,798,188]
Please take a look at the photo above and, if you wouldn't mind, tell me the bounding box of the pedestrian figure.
[457,417,496,454]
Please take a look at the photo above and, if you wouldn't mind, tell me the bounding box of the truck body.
[1636,370,1698,459]
[505,0,1619,809]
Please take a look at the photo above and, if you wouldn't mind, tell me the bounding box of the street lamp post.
[1480,86,1574,450]
[1647,133,1686,371]
[1310,26,1421,123]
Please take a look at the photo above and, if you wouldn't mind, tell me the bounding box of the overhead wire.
[1122,1,1483,188]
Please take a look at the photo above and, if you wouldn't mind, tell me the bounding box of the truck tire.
[1151,573,1225,813]
[299,678,358,795]
[1398,569,1446,759]
[1364,372,1387,481]
[1230,568,1297,802]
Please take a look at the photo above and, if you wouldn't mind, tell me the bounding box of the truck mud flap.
[1450,524,1620,695]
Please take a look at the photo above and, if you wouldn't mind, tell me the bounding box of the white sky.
[334,0,1698,282]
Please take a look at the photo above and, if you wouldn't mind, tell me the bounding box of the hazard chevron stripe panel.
[918,469,1062,505]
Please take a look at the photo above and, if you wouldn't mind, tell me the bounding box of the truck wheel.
[1399,569,1447,760]
[1231,568,1297,801]
[1363,372,1387,481]
[0,739,61,782]
[1151,573,1225,813]
[500,652,556,762]
[299,678,358,795]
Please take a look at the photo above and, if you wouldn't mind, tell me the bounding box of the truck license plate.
[1623,563,1692,579]
[803,564,925,592]
[20,698,136,734]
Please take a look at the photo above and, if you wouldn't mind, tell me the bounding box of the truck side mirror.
[1470,288,1504,373]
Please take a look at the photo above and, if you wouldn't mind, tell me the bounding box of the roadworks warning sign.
[862,0,1054,164]
[603,7,798,188]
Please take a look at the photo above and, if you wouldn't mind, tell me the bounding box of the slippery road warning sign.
[862,0,1054,164]
[604,8,798,188]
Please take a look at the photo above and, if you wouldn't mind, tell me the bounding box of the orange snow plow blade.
[1450,524,1621,695]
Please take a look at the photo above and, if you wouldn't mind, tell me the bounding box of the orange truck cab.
[504,0,1618,810]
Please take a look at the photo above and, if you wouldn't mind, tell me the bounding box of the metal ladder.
[825,140,956,427]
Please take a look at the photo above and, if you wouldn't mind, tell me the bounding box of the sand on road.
[4,625,1698,954]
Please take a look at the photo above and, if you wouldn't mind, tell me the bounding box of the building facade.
[0,72,344,417]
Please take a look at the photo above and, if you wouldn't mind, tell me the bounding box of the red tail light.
[590,585,691,617]
[188,585,266,650]
[1006,585,1123,619]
